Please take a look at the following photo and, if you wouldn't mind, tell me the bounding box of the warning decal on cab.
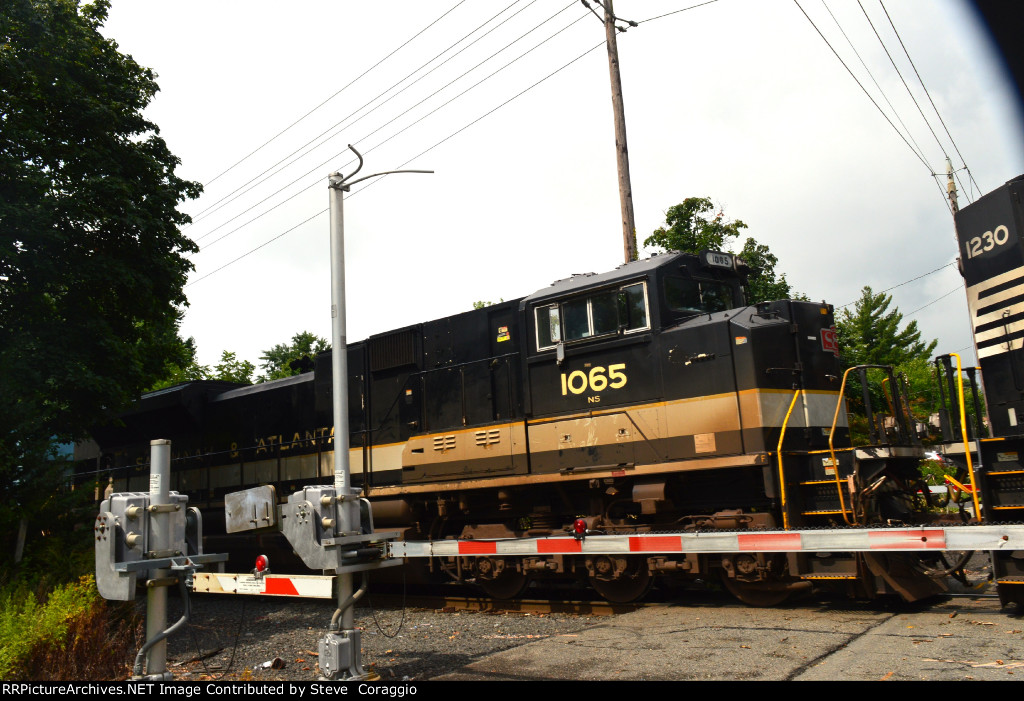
[821,326,839,357]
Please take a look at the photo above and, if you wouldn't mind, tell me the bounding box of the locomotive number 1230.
[561,363,628,395]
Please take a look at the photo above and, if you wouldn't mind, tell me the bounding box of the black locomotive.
[950,173,1024,605]
[84,249,943,603]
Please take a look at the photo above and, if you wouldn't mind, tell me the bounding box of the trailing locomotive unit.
[954,173,1024,605]
[87,249,934,603]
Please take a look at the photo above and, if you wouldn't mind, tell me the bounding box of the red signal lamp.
[573,518,587,540]
[254,554,270,574]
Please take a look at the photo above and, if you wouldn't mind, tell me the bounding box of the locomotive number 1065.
[560,363,628,396]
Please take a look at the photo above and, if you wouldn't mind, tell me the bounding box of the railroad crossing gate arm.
[392,525,1024,559]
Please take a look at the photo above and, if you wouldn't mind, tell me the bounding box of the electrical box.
[95,492,223,600]
[280,485,401,573]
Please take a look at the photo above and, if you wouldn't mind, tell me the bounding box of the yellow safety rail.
[776,389,802,530]
[944,473,975,501]
[827,367,858,526]
[949,353,982,520]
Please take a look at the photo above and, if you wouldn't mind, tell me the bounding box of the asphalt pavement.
[434,594,1024,681]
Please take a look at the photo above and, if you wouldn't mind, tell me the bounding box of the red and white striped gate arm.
[390,524,1024,558]
[192,572,333,598]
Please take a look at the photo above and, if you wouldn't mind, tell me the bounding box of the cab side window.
[536,304,561,349]
[534,281,650,351]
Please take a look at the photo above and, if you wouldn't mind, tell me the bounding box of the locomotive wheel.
[721,577,791,607]
[588,558,652,603]
[477,570,529,600]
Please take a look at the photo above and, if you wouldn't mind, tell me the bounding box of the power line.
[192,0,729,251]
[877,0,981,199]
[193,4,587,254]
[793,1,932,175]
[794,1,954,216]
[189,9,666,286]
[197,0,471,190]
[637,0,720,24]
[185,209,328,288]
[186,14,606,285]
[820,0,929,167]
[904,285,962,318]
[352,32,612,199]
[191,0,541,232]
[856,2,954,174]
[837,261,954,309]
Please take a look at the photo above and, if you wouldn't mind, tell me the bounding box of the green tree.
[644,197,747,253]
[148,340,256,390]
[644,197,792,304]
[259,331,331,382]
[739,238,794,304]
[147,334,208,390]
[835,288,939,442]
[213,351,256,385]
[0,0,200,561]
[836,287,937,368]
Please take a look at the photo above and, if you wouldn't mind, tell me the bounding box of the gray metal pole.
[145,439,171,677]
[328,173,358,639]
[323,149,431,678]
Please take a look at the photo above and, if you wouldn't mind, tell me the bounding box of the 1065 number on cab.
[560,363,627,396]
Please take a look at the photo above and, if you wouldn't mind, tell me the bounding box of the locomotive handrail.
[777,388,802,530]
[949,353,982,520]
[828,366,860,526]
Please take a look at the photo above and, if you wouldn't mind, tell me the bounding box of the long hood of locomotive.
[92,285,846,502]
[401,300,847,485]
[955,173,1024,436]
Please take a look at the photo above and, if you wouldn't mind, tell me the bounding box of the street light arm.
[344,169,434,189]
[330,144,365,187]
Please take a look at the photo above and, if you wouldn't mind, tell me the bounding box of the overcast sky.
[101,0,1024,372]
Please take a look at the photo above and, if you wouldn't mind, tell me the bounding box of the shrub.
[0,575,141,681]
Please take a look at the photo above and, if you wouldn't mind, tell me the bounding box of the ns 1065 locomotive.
[85,249,943,604]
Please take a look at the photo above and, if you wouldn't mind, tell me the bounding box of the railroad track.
[365,592,646,615]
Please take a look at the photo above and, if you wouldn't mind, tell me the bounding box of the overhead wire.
[793,1,932,175]
[351,29,613,198]
[191,0,720,241]
[837,261,955,309]
[793,0,953,216]
[193,3,587,253]
[855,0,970,205]
[186,209,327,287]
[877,0,981,199]
[820,0,929,167]
[904,286,963,318]
[197,0,471,190]
[186,1,728,284]
[194,0,961,306]
[637,0,720,24]
[191,0,541,233]
[186,11,599,283]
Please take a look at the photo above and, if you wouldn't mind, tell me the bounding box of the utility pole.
[946,157,959,215]
[586,0,638,263]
